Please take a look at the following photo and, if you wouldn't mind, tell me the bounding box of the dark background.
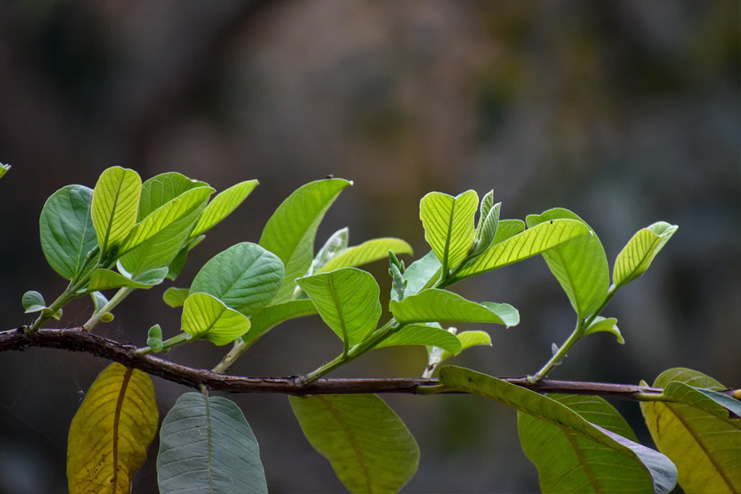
[0,1,738,492]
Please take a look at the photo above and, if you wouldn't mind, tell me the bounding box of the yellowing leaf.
[67,363,158,494]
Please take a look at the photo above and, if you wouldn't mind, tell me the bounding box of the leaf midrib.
[111,367,134,492]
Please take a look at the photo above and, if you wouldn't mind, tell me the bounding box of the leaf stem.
[135,332,191,356]
[212,338,256,374]
[83,287,134,331]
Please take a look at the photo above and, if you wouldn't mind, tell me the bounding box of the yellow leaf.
[67,363,158,494]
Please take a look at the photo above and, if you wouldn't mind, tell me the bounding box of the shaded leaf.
[472,195,501,256]
[92,166,142,256]
[391,250,441,302]
[191,179,259,238]
[309,227,349,275]
[318,238,413,274]
[420,190,478,273]
[583,316,624,344]
[163,287,189,308]
[181,292,251,346]
[166,234,205,281]
[158,392,267,494]
[22,290,46,313]
[90,291,109,312]
[614,222,678,288]
[289,394,419,493]
[67,363,158,494]
[241,299,317,346]
[373,324,463,354]
[0,162,9,179]
[390,289,519,327]
[138,172,207,220]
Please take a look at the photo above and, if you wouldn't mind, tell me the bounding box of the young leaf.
[583,316,624,344]
[39,184,99,280]
[289,394,419,493]
[391,250,442,302]
[527,209,609,320]
[259,178,352,302]
[190,242,284,317]
[190,179,259,238]
[241,299,317,346]
[22,290,46,313]
[613,222,678,288]
[90,291,109,312]
[373,324,463,354]
[162,287,189,308]
[67,363,158,494]
[92,166,142,256]
[437,330,492,364]
[138,172,207,220]
[419,190,479,273]
[158,392,268,494]
[181,292,251,346]
[309,227,349,275]
[389,289,519,327]
[441,367,677,494]
[641,368,740,493]
[453,219,591,281]
[317,238,413,274]
[472,195,501,257]
[296,268,381,347]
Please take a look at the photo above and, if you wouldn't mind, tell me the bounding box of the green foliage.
[92,166,142,258]
[614,222,678,288]
[181,292,251,346]
[373,323,463,354]
[420,190,479,273]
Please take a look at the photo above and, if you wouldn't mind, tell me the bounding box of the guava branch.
[0,327,667,399]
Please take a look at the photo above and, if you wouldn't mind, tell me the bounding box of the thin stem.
[212,338,256,374]
[135,332,191,356]
[84,287,134,331]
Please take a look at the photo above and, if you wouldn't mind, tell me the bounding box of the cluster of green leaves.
[18,166,739,493]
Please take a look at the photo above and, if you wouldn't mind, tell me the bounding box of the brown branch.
[0,327,671,399]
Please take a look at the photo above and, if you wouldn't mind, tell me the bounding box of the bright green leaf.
[472,197,501,257]
[437,330,492,363]
[492,219,525,244]
[162,287,189,308]
[441,367,677,494]
[67,363,158,494]
[181,292,251,346]
[289,394,419,493]
[583,316,624,344]
[39,185,99,280]
[614,222,678,288]
[92,166,142,256]
[190,179,259,238]
[0,162,10,179]
[88,269,158,291]
[296,268,381,347]
[391,250,441,302]
[317,237,413,274]
[259,178,352,302]
[190,242,284,317]
[138,172,207,220]
[158,392,267,494]
[22,290,46,313]
[241,299,317,346]
[641,368,740,493]
[373,324,463,354]
[390,289,519,327]
[420,190,478,273]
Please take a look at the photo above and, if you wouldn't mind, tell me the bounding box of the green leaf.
[437,330,492,363]
[297,268,381,347]
[39,184,98,280]
[138,172,207,220]
[190,242,284,317]
[67,363,158,494]
[191,179,259,238]
[309,227,349,275]
[391,250,441,302]
[641,368,741,493]
[373,324,463,354]
[87,269,159,291]
[389,289,519,327]
[241,299,317,346]
[317,238,413,274]
[158,392,267,494]
[118,186,213,275]
[472,193,501,256]
[688,387,741,418]
[92,166,142,256]
[492,219,525,244]
[441,367,677,494]
[453,219,591,281]
[289,394,419,493]
[259,178,352,302]
[162,287,189,308]
[0,162,10,179]
[614,222,678,288]
[166,234,205,281]
[181,292,251,346]
[527,209,609,320]
[22,290,46,313]
[90,291,108,312]
[419,190,479,273]
[583,316,624,344]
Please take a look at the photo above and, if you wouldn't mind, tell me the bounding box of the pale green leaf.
[181,292,251,346]
[158,392,267,494]
[296,268,381,347]
[241,299,317,346]
[162,287,189,308]
[309,227,349,275]
[391,250,441,302]
[583,316,624,344]
[472,201,501,256]
[92,166,142,255]
[22,290,46,313]
[614,222,678,287]
[90,291,108,312]
[437,330,492,363]
[373,324,463,354]
[88,269,158,291]
[289,394,419,493]
[317,238,413,274]
[688,387,741,418]
[0,162,9,179]
[420,190,478,273]
[138,172,207,220]
[191,179,258,238]
[259,178,352,302]
[492,219,525,244]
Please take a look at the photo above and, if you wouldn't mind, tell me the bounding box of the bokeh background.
[0,1,739,492]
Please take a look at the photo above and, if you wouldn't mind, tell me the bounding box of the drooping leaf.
[391,250,442,302]
[583,316,624,344]
[158,392,267,494]
[190,242,284,317]
[181,292,251,346]
[373,324,463,354]
[527,209,609,320]
[162,287,189,308]
[67,363,158,494]
[39,184,99,280]
[613,222,678,288]
[241,299,317,346]
[92,166,142,256]
[191,179,259,238]
[641,368,740,493]
[138,172,207,220]
[453,219,591,281]
[437,330,492,363]
[296,268,381,347]
[289,394,419,493]
[318,238,413,274]
[441,367,677,494]
[166,234,205,281]
[22,290,46,313]
[259,178,352,302]
[390,289,519,327]
[419,190,479,273]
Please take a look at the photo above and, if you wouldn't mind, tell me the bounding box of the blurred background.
[0,1,738,492]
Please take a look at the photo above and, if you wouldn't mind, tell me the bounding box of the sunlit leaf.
[583,316,624,344]
[420,190,478,273]
[0,162,10,179]
[92,166,142,256]
[241,299,317,346]
[317,238,413,274]
[162,287,189,308]
[296,268,381,347]
[472,191,500,256]
[191,179,259,238]
[373,324,462,354]
[289,394,419,493]
[181,292,251,346]
[613,222,678,288]
[390,289,519,327]
[67,363,158,494]
[437,330,492,363]
[158,392,267,494]
[138,172,207,220]
[22,290,46,313]
[492,219,525,244]
[87,268,167,291]
[259,178,352,302]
